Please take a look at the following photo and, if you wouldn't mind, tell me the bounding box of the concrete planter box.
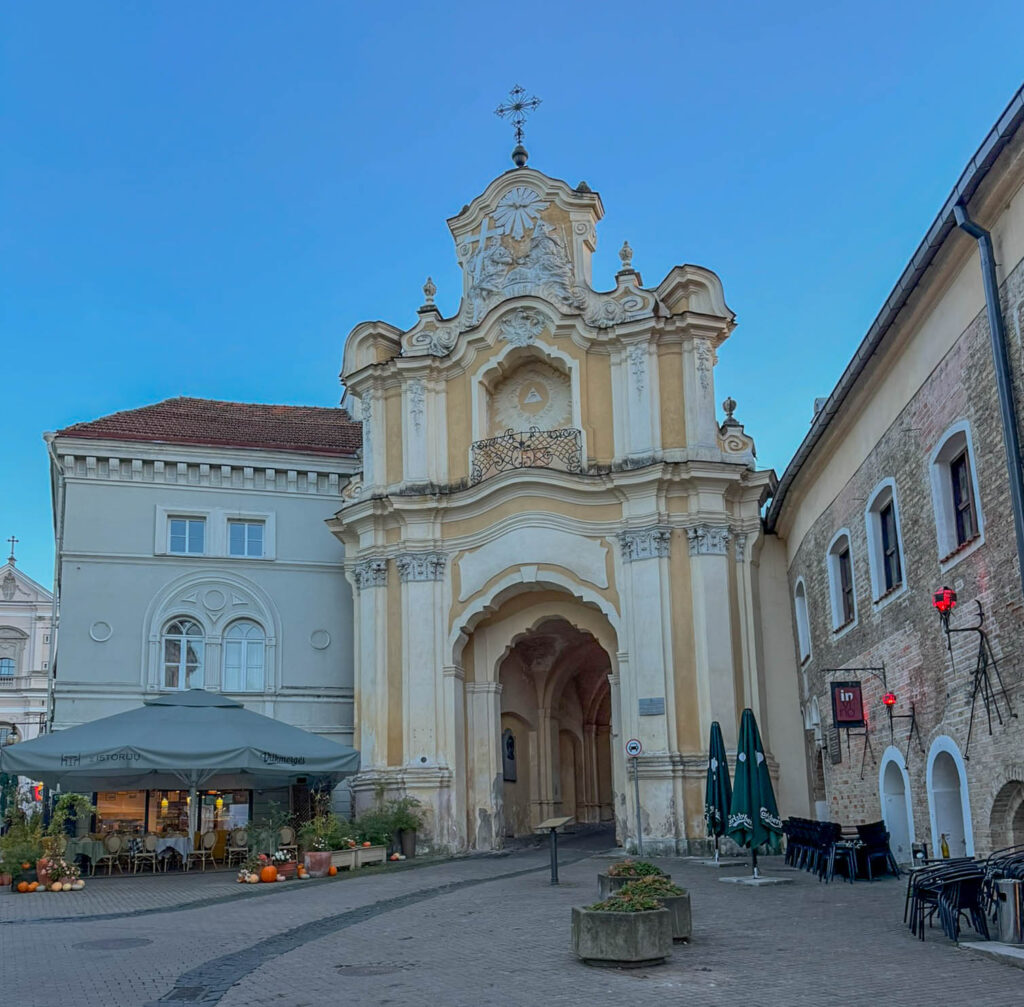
[330,849,356,871]
[303,852,332,877]
[658,892,692,942]
[571,907,672,967]
[597,870,670,899]
[356,845,386,867]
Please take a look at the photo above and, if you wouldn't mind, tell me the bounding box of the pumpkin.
[50,882,63,892]
[259,865,278,883]
[247,874,259,884]
[21,862,31,871]
[390,853,400,861]
[362,841,372,848]
[73,881,85,890]
[17,881,29,893]
[276,874,286,882]
[28,882,38,891]
[327,865,337,876]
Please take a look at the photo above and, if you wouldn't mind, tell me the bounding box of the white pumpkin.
[247,874,259,884]
[50,882,63,892]
[73,881,85,890]
[276,874,286,881]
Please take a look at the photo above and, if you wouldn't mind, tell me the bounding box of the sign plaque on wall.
[830,681,866,729]
[638,697,665,716]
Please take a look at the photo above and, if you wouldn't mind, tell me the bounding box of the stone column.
[465,681,503,849]
[351,556,389,768]
[582,723,599,823]
[534,706,560,823]
[733,532,764,723]
[441,665,466,850]
[402,378,428,485]
[687,524,739,748]
[611,341,662,462]
[682,336,720,453]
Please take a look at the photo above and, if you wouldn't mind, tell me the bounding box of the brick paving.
[1,839,1020,1006]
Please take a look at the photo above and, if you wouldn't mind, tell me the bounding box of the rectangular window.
[168,517,205,555]
[228,520,264,558]
[879,502,902,592]
[951,451,977,546]
[838,547,854,626]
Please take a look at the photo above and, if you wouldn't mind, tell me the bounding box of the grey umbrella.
[0,689,360,796]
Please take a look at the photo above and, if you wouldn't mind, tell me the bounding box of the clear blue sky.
[3,2,1023,586]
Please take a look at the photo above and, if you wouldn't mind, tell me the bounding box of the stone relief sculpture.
[497,306,549,347]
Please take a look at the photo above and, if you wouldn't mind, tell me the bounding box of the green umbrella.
[704,721,732,863]
[728,707,782,876]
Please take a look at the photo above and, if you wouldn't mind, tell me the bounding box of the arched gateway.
[328,154,805,852]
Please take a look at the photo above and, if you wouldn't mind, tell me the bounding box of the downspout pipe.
[954,203,1024,596]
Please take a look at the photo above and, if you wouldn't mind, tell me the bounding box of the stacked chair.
[905,859,988,942]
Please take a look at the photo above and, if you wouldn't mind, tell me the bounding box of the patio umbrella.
[727,707,782,877]
[704,720,732,864]
[0,689,360,796]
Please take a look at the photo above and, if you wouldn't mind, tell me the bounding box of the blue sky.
[3,2,1024,585]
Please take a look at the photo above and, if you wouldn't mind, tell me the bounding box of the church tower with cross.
[331,90,808,852]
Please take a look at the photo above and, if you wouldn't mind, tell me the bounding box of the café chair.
[187,830,219,871]
[95,834,124,876]
[133,834,160,874]
[226,829,249,866]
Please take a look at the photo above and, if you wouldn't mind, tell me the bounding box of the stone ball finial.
[422,276,436,305]
[618,240,634,270]
[722,396,738,423]
[511,144,529,168]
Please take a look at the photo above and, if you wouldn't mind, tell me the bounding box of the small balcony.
[470,427,583,485]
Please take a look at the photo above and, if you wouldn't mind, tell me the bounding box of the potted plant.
[352,809,390,867]
[271,848,297,879]
[571,888,672,967]
[298,813,340,876]
[386,797,423,859]
[1,806,43,890]
[597,859,669,899]
[618,875,691,942]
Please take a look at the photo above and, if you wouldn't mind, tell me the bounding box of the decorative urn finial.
[618,240,634,271]
[422,276,436,306]
[722,396,738,425]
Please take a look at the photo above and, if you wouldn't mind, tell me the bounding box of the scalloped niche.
[485,352,572,437]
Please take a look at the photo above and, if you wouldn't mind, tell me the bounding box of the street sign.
[625,738,642,757]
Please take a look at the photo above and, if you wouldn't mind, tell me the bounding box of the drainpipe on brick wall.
[954,202,1024,597]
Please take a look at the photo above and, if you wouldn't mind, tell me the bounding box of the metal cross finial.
[495,85,542,147]
[6,535,17,563]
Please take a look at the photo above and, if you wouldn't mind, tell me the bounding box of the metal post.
[632,756,643,856]
[549,827,559,885]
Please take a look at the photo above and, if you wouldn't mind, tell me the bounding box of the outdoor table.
[156,836,193,866]
[66,837,107,869]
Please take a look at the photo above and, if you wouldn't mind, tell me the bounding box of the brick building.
[766,86,1024,860]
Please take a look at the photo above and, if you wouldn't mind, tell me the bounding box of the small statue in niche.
[502,727,517,782]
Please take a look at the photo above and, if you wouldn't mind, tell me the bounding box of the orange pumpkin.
[327,865,337,876]
[259,865,278,883]
[28,882,38,892]
[362,841,372,848]
[21,862,31,871]
[17,881,29,893]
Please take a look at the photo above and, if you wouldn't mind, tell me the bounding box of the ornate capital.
[396,551,447,582]
[686,524,730,556]
[352,557,388,591]
[618,526,670,563]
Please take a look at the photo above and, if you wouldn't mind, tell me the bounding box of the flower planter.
[329,849,355,871]
[36,860,53,888]
[571,907,672,967]
[657,892,692,942]
[355,844,386,868]
[597,869,670,900]
[275,861,297,879]
[303,851,332,878]
[398,829,417,859]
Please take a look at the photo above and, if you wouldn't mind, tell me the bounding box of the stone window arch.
[0,626,28,675]
[864,478,906,603]
[162,618,205,690]
[793,577,811,663]
[825,529,857,634]
[930,420,984,568]
[222,620,266,693]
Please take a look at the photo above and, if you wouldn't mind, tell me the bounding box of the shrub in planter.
[571,889,672,967]
[385,797,423,859]
[597,859,669,899]
[618,876,691,942]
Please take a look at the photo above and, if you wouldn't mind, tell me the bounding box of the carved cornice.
[618,526,670,562]
[352,557,388,591]
[687,524,730,556]
[395,551,447,582]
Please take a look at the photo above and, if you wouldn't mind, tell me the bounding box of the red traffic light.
[882,692,897,707]
[932,587,957,614]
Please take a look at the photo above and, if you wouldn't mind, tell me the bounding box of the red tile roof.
[56,397,362,457]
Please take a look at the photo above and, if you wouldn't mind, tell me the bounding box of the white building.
[45,397,361,831]
[0,545,52,746]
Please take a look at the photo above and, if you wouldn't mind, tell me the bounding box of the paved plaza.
[0,835,1019,1006]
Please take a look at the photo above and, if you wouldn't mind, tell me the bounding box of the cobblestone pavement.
[1,840,1020,1006]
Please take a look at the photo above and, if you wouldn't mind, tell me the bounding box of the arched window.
[930,422,984,566]
[162,619,204,690]
[223,620,265,692]
[0,658,15,678]
[865,479,906,602]
[826,530,857,632]
[793,578,811,662]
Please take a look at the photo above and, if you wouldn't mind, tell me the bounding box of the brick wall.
[785,250,1024,857]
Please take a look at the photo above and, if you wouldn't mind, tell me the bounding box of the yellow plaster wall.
[583,352,614,463]
[384,390,403,485]
[668,531,700,751]
[441,497,622,540]
[446,375,470,484]
[658,345,686,449]
[728,557,745,716]
[386,573,403,765]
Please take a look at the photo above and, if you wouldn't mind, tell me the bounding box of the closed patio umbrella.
[727,707,782,877]
[704,720,732,864]
[0,689,360,795]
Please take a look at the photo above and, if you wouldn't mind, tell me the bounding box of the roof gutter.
[766,85,1024,534]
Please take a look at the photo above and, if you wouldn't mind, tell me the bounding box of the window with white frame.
[0,724,13,744]
[865,480,905,601]
[222,620,265,692]
[228,520,264,558]
[0,658,14,678]
[930,423,984,563]
[793,579,811,662]
[162,618,204,689]
[826,531,857,631]
[168,517,205,555]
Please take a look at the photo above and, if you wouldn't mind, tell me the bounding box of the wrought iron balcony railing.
[470,427,583,484]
